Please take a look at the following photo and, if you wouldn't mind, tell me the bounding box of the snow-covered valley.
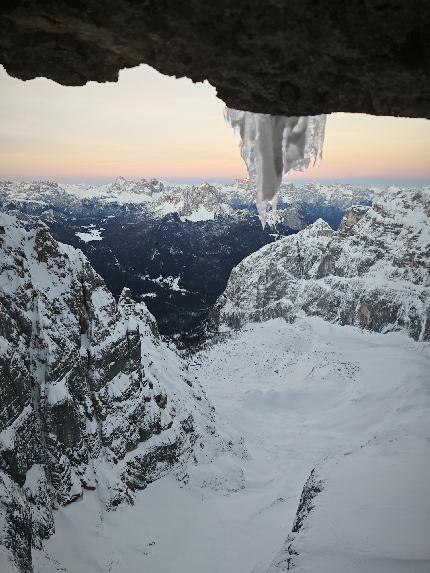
[33,317,430,573]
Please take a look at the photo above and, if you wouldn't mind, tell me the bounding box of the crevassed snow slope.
[32,317,430,573]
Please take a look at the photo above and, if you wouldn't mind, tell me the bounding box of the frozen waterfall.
[225,109,326,226]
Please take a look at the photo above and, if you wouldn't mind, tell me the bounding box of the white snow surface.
[139,273,187,293]
[75,228,103,242]
[33,317,430,573]
[225,109,326,224]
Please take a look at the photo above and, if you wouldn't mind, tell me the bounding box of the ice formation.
[225,108,326,226]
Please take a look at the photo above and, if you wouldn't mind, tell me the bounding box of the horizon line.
[1,175,430,187]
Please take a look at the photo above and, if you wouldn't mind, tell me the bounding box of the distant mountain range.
[0,177,375,227]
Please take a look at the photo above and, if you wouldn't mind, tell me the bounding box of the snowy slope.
[267,438,430,573]
[31,317,430,573]
[217,187,430,340]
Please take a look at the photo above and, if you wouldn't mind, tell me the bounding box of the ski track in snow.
[33,317,430,573]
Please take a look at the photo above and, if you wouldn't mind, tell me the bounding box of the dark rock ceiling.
[1,1,429,118]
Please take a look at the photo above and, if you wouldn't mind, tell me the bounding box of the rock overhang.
[1,0,429,119]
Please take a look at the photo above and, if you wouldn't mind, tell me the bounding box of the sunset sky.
[1,64,429,184]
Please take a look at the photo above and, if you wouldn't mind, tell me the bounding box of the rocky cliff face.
[216,188,430,340]
[0,213,217,572]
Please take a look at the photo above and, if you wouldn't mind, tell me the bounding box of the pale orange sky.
[1,64,429,184]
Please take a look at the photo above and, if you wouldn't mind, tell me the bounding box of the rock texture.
[215,187,430,340]
[1,1,430,118]
[266,468,324,572]
[0,212,219,572]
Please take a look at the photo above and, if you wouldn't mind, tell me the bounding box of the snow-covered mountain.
[150,182,233,221]
[216,187,430,340]
[266,433,430,573]
[0,178,164,207]
[281,180,375,209]
[0,213,236,572]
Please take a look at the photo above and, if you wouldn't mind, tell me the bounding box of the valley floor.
[33,318,430,573]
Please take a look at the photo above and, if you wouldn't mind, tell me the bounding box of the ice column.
[225,108,326,226]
